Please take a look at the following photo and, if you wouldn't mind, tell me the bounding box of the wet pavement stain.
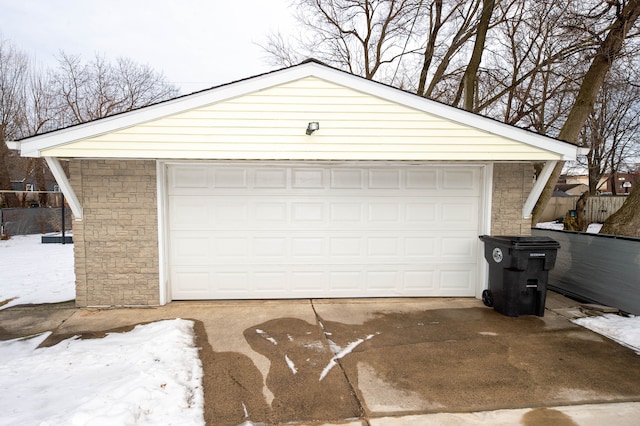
[316,308,640,415]
[243,317,362,423]
[521,407,579,425]
[193,321,271,426]
[202,307,640,423]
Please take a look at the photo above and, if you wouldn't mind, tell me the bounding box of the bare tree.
[601,183,640,235]
[457,0,495,110]
[579,66,640,196]
[2,44,180,210]
[531,0,640,228]
[263,0,426,81]
[415,0,476,96]
[53,52,179,125]
[0,39,28,208]
[482,1,587,133]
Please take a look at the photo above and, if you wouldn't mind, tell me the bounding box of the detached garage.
[9,60,582,307]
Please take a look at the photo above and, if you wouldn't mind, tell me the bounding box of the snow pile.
[586,223,603,233]
[535,222,603,234]
[535,221,565,231]
[0,234,75,309]
[0,319,205,425]
[573,314,640,355]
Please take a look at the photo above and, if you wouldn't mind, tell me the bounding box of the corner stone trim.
[491,163,534,235]
[70,159,159,307]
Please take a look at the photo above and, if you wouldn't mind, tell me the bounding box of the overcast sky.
[0,0,296,93]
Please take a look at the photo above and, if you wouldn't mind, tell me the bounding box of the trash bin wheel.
[482,289,494,307]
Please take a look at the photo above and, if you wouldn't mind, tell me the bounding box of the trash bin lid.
[479,235,560,249]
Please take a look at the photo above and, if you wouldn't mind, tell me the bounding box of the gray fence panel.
[532,228,640,315]
[0,208,72,235]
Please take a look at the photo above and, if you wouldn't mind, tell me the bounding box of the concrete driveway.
[1,293,639,425]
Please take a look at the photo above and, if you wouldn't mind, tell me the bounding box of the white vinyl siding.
[42,77,560,161]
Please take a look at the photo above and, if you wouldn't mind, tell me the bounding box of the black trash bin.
[478,235,560,317]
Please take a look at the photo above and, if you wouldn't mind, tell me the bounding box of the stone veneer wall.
[491,163,535,235]
[70,159,159,307]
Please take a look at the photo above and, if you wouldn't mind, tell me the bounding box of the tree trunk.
[459,0,494,111]
[601,185,640,237]
[575,191,590,231]
[531,0,640,226]
[0,130,20,208]
[34,158,48,207]
[417,0,443,97]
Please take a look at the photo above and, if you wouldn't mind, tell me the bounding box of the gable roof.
[11,60,582,161]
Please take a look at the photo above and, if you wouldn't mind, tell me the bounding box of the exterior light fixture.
[306,122,320,135]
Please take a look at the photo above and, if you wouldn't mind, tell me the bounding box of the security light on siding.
[306,122,320,135]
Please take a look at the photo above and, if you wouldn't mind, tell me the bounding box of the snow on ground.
[0,319,205,425]
[0,234,75,309]
[535,221,565,231]
[586,223,603,233]
[535,222,603,233]
[573,315,640,355]
[1,236,204,424]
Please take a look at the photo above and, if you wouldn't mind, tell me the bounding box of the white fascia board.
[44,157,83,220]
[5,140,20,150]
[18,61,580,160]
[18,65,323,157]
[308,67,580,161]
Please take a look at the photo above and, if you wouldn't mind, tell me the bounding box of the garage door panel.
[214,272,249,294]
[214,237,247,257]
[254,237,287,257]
[171,231,476,265]
[170,167,209,189]
[330,203,363,222]
[169,200,209,228]
[216,202,248,224]
[440,200,480,228]
[255,168,287,188]
[171,269,210,297]
[442,169,478,190]
[330,237,362,256]
[292,168,325,188]
[405,237,437,257]
[168,163,482,300]
[254,202,287,222]
[331,169,364,188]
[214,167,247,188]
[171,266,477,299]
[369,169,401,189]
[440,268,475,288]
[292,202,325,222]
[292,237,325,257]
[253,271,289,294]
[406,169,438,189]
[404,271,435,291]
[441,237,476,258]
[172,236,210,260]
[406,202,437,223]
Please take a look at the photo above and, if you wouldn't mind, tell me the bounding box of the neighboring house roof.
[555,183,589,193]
[10,59,582,162]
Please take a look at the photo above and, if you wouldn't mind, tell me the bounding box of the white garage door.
[167,163,482,300]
